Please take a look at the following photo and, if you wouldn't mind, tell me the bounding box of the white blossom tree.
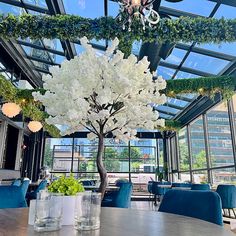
[33,37,167,196]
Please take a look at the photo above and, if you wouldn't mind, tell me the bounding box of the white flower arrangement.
[33,37,166,142]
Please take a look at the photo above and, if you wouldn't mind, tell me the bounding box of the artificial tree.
[33,37,166,197]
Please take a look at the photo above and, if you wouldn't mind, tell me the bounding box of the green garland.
[0,14,236,56]
[165,75,236,100]
[0,75,60,137]
[158,120,182,131]
[1,74,236,133]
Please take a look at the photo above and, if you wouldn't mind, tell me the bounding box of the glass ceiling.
[0,0,236,121]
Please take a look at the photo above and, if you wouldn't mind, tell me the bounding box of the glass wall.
[190,116,207,170]
[176,97,236,185]
[212,168,236,185]
[43,137,160,194]
[207,102,234,167]
[44,96,236,188]
[178,127,190,171]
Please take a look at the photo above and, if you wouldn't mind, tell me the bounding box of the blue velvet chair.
[115,179,129,185]
[102,182,133,208]
[191,183,210,191]
[11,179,22,186]
[0,186,27,208]
[147,181,154,200]
[152,181,171,204]
[159,189,223,226]
[216,184,236,218]
[26,180,47,201]
[81,180,94,186]
[172,182,192,188]
[20,180,30,197]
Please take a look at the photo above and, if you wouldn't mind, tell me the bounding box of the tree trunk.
[96,135,108,198]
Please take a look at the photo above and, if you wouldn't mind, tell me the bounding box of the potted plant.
[48,174,84,225]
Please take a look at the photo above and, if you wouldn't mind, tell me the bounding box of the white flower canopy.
[33,37,167,142]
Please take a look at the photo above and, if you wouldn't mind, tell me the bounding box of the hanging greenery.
[1,74,235,134]
[165,75,236,100]
[0,75,60,137]
[0,14,236,55]
[158,120,182,131]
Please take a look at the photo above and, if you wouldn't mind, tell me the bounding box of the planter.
[62,196,80,225]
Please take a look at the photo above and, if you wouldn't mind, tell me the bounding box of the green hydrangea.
[48,174,85,196]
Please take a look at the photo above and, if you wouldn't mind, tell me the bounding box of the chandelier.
[118,0,160,31]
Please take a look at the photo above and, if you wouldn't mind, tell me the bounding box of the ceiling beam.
[17,40,65,56]
[164,102,184,110]
[159,61,215,77]
[73,40,106,51]
[0,39,42,87]
[175,95,194,103]
[209,0,236,7]
[26,55,60,66]
[34,66,51,75]
[45,0,77,60]
[159,6,202,18]
[176,43,235,61]
[154,107,178,116]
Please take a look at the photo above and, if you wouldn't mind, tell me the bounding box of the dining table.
[0,207,234,236]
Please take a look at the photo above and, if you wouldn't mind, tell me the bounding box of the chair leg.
[154,194,157,206]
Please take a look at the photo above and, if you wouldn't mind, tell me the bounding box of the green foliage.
[43,142,53,168]
[104,147,120,172]
[48,174,85,196]
[166,75,236,101]
[159,120,182,131]
[0,14,236,56]
[119,147,142,159]
[131,162,141,171]
[104,161,120,172]
[0,75,17,101]
[179,143,208,170]
[192,150,207,169]
[0,75,60,137]
[179,143,190,171]
[1,74,236,135]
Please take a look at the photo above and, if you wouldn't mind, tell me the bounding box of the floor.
[130,200,236,234]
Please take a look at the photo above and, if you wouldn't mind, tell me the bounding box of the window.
[190,116,207,170]
[45,137,159,194]
[157,66,175,80]
[232,93,236,125]
[207,102,234,167]
[212,168,236,185]
[178,127,190,171]
[162,48,187,65]
[183,52,229,74]
[192,170,208,184]
[170,137,177,171]
[179,172,191,182]
[160,0,216,17]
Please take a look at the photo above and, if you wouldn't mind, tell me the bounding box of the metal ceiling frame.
[0,0,236,121]
[154,1,236,117]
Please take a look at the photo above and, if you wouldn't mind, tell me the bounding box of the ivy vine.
[165,75,236,101]
[0,14,236,56]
